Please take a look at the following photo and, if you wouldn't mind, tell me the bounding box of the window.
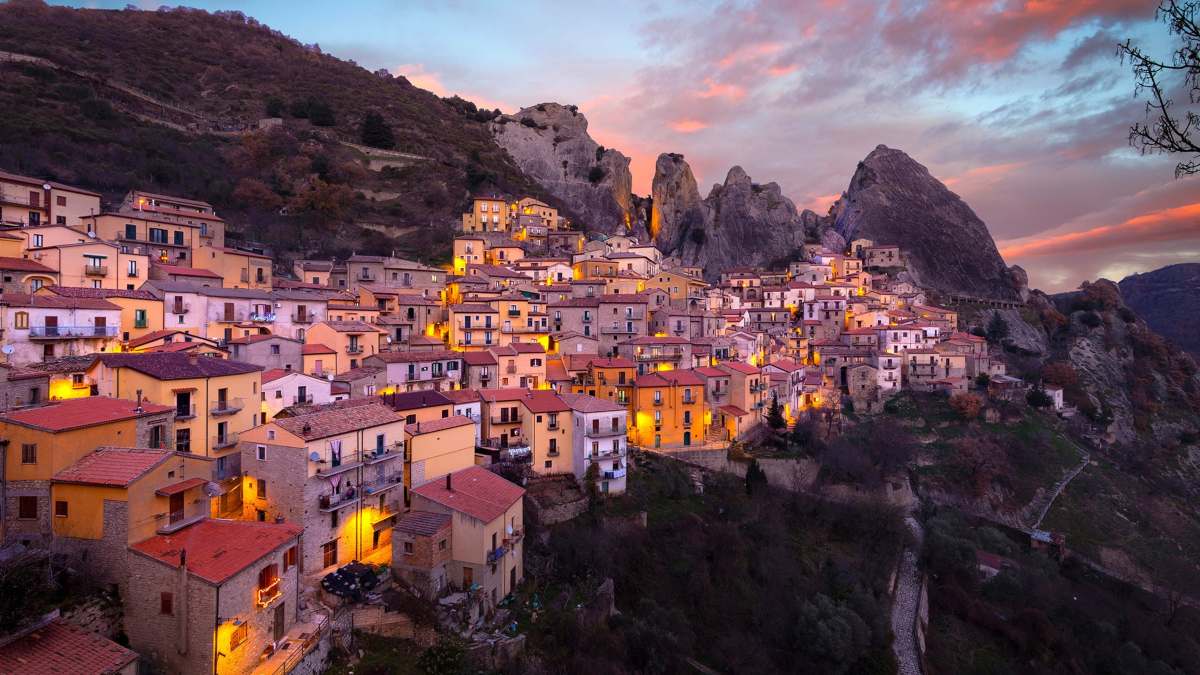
[54,501,68,518]
[175,428,191,453]
[55,195,66,206]
[322,541,338,568]
[403,541,414,555]
[257,445,267,461]
[257,479,267,499]
[160,592,174,616]
[14,312,28,329]
[20,443,37,464]
[17,497,37,520]
[284,546,297,571]
[32,234,43,248]
[229,623,248,651]
[438,539,448,551]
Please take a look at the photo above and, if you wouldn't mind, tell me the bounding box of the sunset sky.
[67,1,1200,291]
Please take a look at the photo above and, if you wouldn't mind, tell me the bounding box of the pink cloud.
[695,78,746,101]
[670,119,709,133]
[394,63,446,96]
[999,202,1200,259]
[717,41,783,69]
[943,161,1027,187]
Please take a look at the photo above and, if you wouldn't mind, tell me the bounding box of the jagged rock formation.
[650,154,817,280]
[832,145,1020,301]
[1118,263,1200,357]
[490,103,632,232]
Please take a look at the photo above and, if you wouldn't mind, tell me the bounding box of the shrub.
[1026,388,1053,408]
[975,373,991,388]
[359,111,395,149]
[520,117,539,128]
[264,96,284,117]
[986,312,1009,344]
[949,393,983,420]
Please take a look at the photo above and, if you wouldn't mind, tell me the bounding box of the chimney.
[445,473,453,492]
[135,389,143,413]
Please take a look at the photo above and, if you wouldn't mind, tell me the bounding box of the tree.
[949,393,983,420]
[975,373,991,388]
[745,459,768,496]
[1121,1,1200,177]
[264,96,284,117]
[360,111,395,149]
[767,395,785,429]
[307,98,336,126]
[986,312,1009,344]
[1026,388,1053,409]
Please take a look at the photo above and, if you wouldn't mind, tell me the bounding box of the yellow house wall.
[1,421,141,481]
[405,424,475,488]
[49,483,126,539]
[523,407,572,475]
[631,385,705,447]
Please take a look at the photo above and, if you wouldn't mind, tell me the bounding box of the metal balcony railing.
[292,312,313,323]
[171,303,190,314]
[489,414,522,425]
[212,432,240,449]
[587,424,627,438]
[346,345,364,355]
[29,325,118,339]
[175,404,197,420]
[211,397,244,416]
[84,265,108,276]
[214,311,246,323]
[292,393,314,405]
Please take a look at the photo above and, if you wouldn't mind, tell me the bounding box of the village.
[0,171,1064,674]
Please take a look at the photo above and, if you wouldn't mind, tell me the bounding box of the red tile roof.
[274,401,398,440]
[45,286,158,300]
[0,397,172,433]
[155,477,207,496]
[461,351,497,366]
[719,361,760,375]
[405,414,474,435]
[95,353,260,379]
[478,388,569,413]
[413,466,524,522]
[370,349,460,363]
[320,320,383,333]
[52,447,171,487]
[302,343,337,355]
[151,263,223,279]
[0,293,119,310]
[634,369,706,387]
[0,620,137,675]
[559,392,626,413]
[693,366,728,378]
[441,389,482,404]
[719,404,750,417]
[261,368,289,383]
[393,510,452,537]
[126,329,198,349]
[0,256,56,273]
[130,519,300,585]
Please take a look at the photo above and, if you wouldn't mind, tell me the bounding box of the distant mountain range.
[1119,263,1200,357]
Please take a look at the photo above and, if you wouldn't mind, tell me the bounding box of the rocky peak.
[833,145,1019,301]
[1119,263,1200,357]
[490,102,632,232]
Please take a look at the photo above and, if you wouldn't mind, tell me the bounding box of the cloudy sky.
[67,0,1199,291]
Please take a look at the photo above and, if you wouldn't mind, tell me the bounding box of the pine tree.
[767,395,785,429]
[745,459,768,496]
[986,312,1010,344]
[360,111,395,149]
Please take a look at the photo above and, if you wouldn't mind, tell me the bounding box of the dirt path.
[891,516,925,675]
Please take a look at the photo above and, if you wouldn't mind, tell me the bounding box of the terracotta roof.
[226,334,296,345]
[590,356,635,369]
[508,342,546,354]
[634,369,705,387]
[140,341,225,355]
[131,519,300,585]
[379,390,453,411]
[274,401,398,440]
[449,303,499,313]
[151,263,223,279]
[369,349,460,364]
[442,389,482,404]
[261,368,289,383]
[413,466,524,522]
[719,404,750,417]
[0,256,56,273]
[693,366,728,378]
[46,286,157,300]
[393,510,452,537]
[0,620,137,675]
[52,447,171,486]
[719,361,760,375]
[155,476,208,496]
[126,329,199,349]
[559,392,626,413]
[302,343,337,355]
[478,388,569,413]
[0,293,119,310]
[461,351,497,366]
[94,353,261,379]
[0,397,171,432]
[334,365,384,381]
[319,320,383,333]
[405,414,474,435]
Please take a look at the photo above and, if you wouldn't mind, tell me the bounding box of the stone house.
[392,511,453,598]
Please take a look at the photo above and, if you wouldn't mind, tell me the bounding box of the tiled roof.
[126,329,197,349]
[393,510,452,537]
[461,351,497,366]
[95,353,261,380]
[590,356,635,369]
[131,519,300,585]
[634,369,705,387]
[140,341,224,355]
[413,466,524,523]
[719,361,760,375]
[441,389,482,404]
[478,388,569,413]
[559,392,625,414]
[719,404,750,417]
[0,256,56,273]
[318,320,382,333]
[46,286,157,300]
[155,476,207,496]
[545,359,569,382]
[0,293,119,310]
[406,414,474,435]
[261,368,289,383]
[302,343,337,355]
[52,447,171,486]
[227,334,297,345]
[334,365,384,381]
[0,397,172,432]
[274,401,398,440]
[370,349,460,364]
[379,390,453,411]
[151,263,223,278]
[508,342,546,354]
[0,620,137,675]
[693,366,728,378]
[449,303,499,313]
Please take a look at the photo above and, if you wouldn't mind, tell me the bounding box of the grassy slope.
[0,2,560,262]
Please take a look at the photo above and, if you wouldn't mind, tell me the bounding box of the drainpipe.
[178,548,189,656]
[211,584,220,675]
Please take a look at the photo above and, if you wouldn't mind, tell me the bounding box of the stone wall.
[50,500,130,595]
[4,479,51,547]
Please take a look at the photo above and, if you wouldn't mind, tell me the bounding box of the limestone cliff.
[650,153,816,280]
[832,145,1020,301]
[490,103,632,232]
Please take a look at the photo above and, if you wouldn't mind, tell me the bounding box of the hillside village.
[0,173,1128,673]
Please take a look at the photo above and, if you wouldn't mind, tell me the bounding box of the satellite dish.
[86,231,96,238]
[203,481,222,497]
[309,451,321,462]
[2,345,14,355]
[42,183,51,190]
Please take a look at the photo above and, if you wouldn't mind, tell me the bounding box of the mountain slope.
[832,145,1021,301]
[0,2,559,261]
[1119,263,1200,357]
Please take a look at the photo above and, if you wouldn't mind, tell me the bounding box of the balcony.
[653,398,663,406]
[292,312,313,323]
[601,324,638,334]
[214,312,246,323]
[489,414,522,425]
[487,545,508,564]
[256,578,283,607]
[500,325,535,334]
[603,467,628,480]
[156,507,206,534]
[362,471,403,495]
[505,363,517,374]
[318,487,360,512]
[292,393,314,405]
[346,345,364,355]
[84,264,108,277]
[29,325,118,339]
[175,404,197,420]
[547,448,560,457]
[506,309,521,317]
[212,432,240,450]
[171,304,190,315]
[365,442,404,463]
[635,351,681,361]
[249,312,276,323]
[210,397,244,416]
[587,424,627,438]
